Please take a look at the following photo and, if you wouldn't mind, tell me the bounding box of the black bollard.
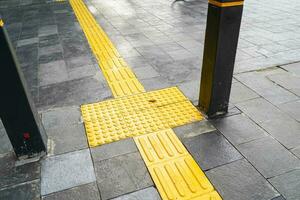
[199,0,244,118]
[0,18,47,158]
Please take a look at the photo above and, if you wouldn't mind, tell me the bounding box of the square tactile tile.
[81,87,203,147]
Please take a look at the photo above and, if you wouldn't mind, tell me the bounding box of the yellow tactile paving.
[81,87,203,147]
[70,0,145,97]
[69,0,221,199]
[134,129,222,200]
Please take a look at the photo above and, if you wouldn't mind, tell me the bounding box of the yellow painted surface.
[134,129,222,200]
[208,0,244,7]
[70,0,145,97]
[81,87,203,147]
[0,19,4,27]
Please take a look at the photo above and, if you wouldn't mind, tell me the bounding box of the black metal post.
[199,0,243,118]
[0,18,47,158]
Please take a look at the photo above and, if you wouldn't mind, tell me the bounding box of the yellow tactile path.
[70,0,222,199]
[81,87,203,147]
[70,0,145,97]
[134,129,222,200]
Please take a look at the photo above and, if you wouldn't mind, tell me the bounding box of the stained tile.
[0,180,40,200]
[0,153,40,189]
[183,130,243,170]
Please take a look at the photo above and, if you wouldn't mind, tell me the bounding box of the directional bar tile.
[70,0,145,97]
[134,129,222,200]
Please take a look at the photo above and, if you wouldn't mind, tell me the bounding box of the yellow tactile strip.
[134,129,222,200]
[70,0,145,97]
[69,0,222,199]
[81,87,203,147]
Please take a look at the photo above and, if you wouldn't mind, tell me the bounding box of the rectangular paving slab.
[111,187,161,200]
[237,136,300,178]
[42,182,101,200]
[206,159,279,200]
[182,130,243,170]
[269,169,300,200]
[94,152,153,200]
[41,149,96,195]
[0,180,40,200]
[211,114,267,146]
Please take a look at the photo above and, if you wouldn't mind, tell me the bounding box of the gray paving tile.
[39,25,58,37]
[17,37,39,47]
[271,196,286,200]
[235,71,298,105]
[140,76,172,91]
[173,121,216,139]
[134,65,160,79]
[111,187,161,200]
[45,123,88,155]
[39,34,60,48]
[38,44,63,57]
[211,114,267,145]
[269,170,300,200]
[237,137,300,178]
[94,152,153,200]
[65,55,95,69]
[39,60,68,86]
[260,117,300,149]
[183,130,243,170]
[91,138,138,162]
[177,80,200,102]
[230,82,259,104]
[166,49,195,61]
[0,153,40,189]
[206,159,279,200]
[41,149,96,195]
[0,180,40,200]
[291,147,300,159]
[39,52,64,64]
[278,100,300,122]
[67,64,97,80]
[42,182,101,200]
[281,62,300,75]
[38,76,112,111]
[236,98,285,124]
[267,72,300,91]
[41,106,81,129]
[61,39,90,59]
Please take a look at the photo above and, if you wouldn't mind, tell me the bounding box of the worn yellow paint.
[134,129,222,200]
[70,0,145,97]
[209,0,243,7]
[0,19,4,27]
[81,87,203,147]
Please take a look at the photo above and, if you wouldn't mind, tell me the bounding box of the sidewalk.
[0,0,300,199]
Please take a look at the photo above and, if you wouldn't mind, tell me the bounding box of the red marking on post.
[23,132,30,140]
